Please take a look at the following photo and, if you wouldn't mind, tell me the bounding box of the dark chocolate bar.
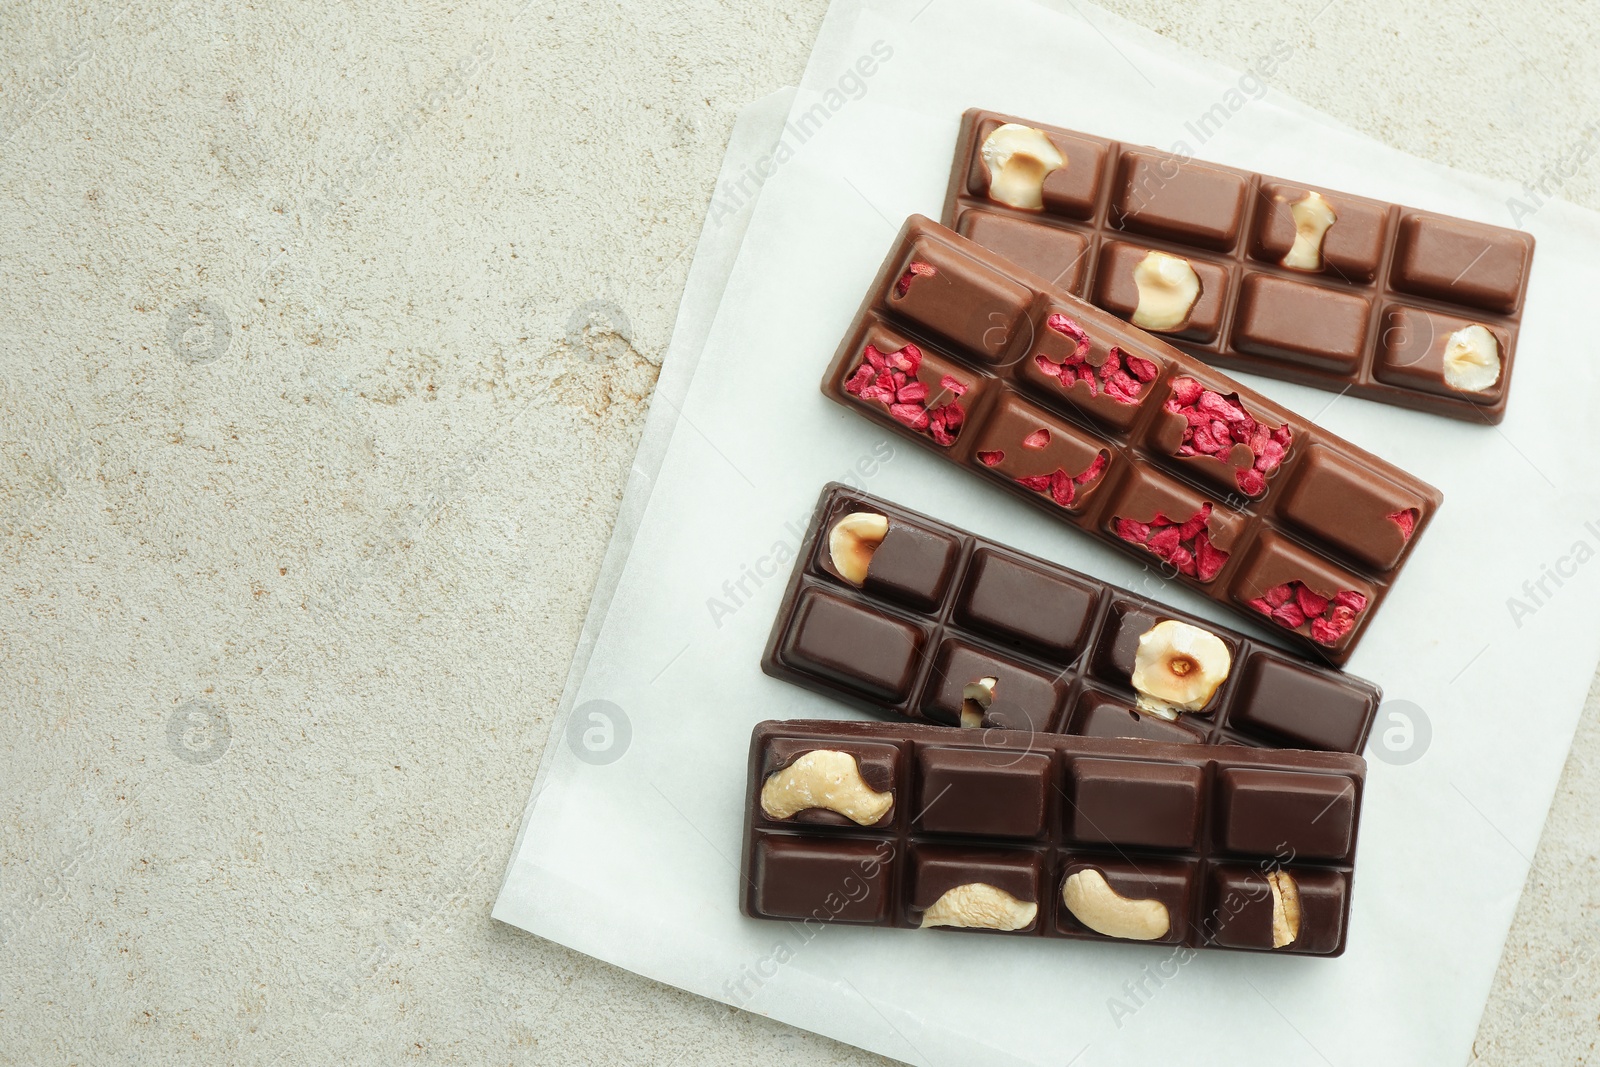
[741,719,1365,956]
[761,483,1381,753]
[821,214,1442,665]
[942,109,1535,422]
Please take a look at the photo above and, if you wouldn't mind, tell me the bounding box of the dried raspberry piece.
[1033,324,1154,405]
[1014,451,1106,510]
[1114,518,1151,543]
[1075,452,1108,486]
[1164,378,1291,496]
[977,450,1005,467]
[890,345,923,376]
[1294,584,1330,618]
[1125,353,1159,382]
[1388,508,1418,540]
[1046,314,1091,361]
[1331,589,1367,613]
[895,380,929,404]
[1271,602,1306,629]
[927,401,966,447]
[844,343,964,447]
[1111,503,1229,581]
[895,261,936,297]
[1022,428,1051,449]
[890,403,930,430]
[1249,580,1368,646]
[1235,468,1266,497]
[1193,537,1228,582]
[1170,376,1204,407]
[1017,473,1053,493]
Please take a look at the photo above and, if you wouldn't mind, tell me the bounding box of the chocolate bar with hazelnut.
[742,718,1365,955]
[822,215,1443,665]
[762,482,1381,753]
[943,108,1535,423]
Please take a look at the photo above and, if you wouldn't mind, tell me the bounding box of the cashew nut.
[1268,869,1302,948]
[1061,869,1170,940]
[920,882,1038,931]
[759,749,893,825]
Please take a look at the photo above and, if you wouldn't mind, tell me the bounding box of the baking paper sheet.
[495,2,1600,1063]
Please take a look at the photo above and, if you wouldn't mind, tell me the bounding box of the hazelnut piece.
[1129,620,1231,720]
[1131,251,1201,331]
[828,512,889,586]
[1281,191,1338,271]
[1441,324,1501,393]
[980,124,1065,211]
[960,676,997,729]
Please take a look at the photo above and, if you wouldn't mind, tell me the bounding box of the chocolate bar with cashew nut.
[942,109,1535,423]
[741,719,1366,956]
[821,216,1442,664]
[762,483,1381,752]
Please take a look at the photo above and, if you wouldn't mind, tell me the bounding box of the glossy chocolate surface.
[820,216,1442,664]
[762,484,1382,751]
[944,109,1535,423]
[741,719,1365,955]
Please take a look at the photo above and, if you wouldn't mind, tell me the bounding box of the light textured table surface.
[2,1,1597,1063]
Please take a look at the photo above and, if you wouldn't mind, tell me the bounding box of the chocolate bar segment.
[741,719,1365,956]
[944,110,1535,422]
[762,483,1382,751]
[821,217,1441,663]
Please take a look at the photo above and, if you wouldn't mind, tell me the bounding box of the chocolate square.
[954,546,1099,660]
[1215,767,1357,861]
[914,747,1052,839]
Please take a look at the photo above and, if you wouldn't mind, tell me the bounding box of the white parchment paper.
[495,2,1600,1063]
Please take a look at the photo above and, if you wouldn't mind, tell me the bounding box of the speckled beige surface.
[2,1,1597,1064]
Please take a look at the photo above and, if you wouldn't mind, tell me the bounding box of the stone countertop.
[1,1,1595,1063]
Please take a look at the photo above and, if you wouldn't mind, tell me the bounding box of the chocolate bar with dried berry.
[942,109,1535,423]
[821,215,1442,666]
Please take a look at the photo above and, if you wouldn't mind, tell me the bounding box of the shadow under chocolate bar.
[821,215,1443,665]
[740,719,1365,956]
[762,482,1381,753]
[941,108,1535,423]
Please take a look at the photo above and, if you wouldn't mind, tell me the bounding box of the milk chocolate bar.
[821,215,1442,665]
[762,483,1381,752]
[741,719,1365,955]
[942,109,1535,422]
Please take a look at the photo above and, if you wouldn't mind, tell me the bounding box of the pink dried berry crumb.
[1015,451,1108,510]
[1164,377,1292,496]
[977,450,1005,467]
[845,343,965,447]
[894,261,936,297]
[1034,319,1156,406]
[1248,581,1368,646]
[1388,508,1418,540]
[1112,503,1229,581]
[1022,428,1051,449]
